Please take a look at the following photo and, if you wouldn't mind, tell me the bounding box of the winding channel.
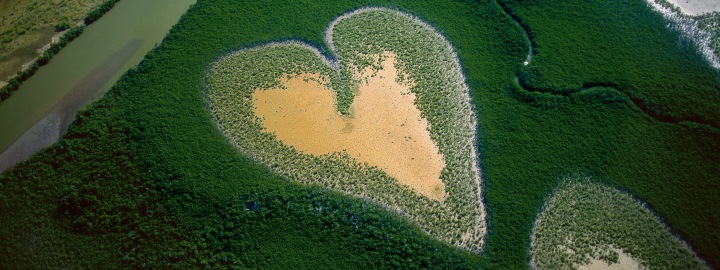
[497,1,719,130]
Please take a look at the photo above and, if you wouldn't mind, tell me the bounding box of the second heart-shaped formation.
[206,8,486,251]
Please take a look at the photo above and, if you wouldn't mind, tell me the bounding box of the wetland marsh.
[0,0,718,268]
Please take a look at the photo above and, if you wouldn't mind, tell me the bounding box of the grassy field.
[0,0,718,268]
[0,0,104,80]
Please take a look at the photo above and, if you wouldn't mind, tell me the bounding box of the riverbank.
[0,112,61,172]
[0,0,105,81]
[0,0,195,173]
[0,0,119,103]
[0,39,141,172]
[646,0,720,69]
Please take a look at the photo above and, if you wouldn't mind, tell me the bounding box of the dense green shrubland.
[495,0,720,267]
[531,178,706,269]
[1,0,718,268]
[503,0,720,127]
[0,108,484,268]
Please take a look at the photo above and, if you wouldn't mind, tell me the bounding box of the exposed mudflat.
[0,39,142,173]
[253,53,446,200]
[0,112,61,172]
[664,0,720,15]
[578,249,642,270]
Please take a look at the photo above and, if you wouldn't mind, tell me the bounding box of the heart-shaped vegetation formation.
[206,8,485,251]
[531,178,707,269]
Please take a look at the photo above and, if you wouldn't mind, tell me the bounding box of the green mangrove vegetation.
[505,0,720,126]
[531,178,706,269]
[206,8,485,252]
[496,0,720,267]
[0,0,718,268]
[83,0,119,25]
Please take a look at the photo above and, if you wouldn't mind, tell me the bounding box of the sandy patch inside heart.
[578,248,642,270]
[252,53,446,200]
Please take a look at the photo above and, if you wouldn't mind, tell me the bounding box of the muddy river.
[0,0,195,172]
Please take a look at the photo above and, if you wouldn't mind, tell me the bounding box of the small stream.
[498,1,718,129]
[498,2,533,65]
